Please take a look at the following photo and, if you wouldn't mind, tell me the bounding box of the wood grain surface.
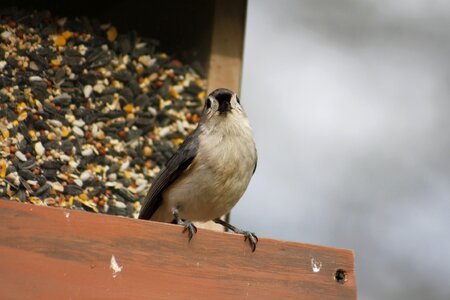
[0,200,356,299]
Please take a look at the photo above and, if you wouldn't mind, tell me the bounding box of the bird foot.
[172,208,197,242]
[213,218,258,252]
[239,230,258,252]
[180,220,198,242]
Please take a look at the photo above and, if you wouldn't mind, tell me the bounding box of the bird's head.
[201,88,243,122]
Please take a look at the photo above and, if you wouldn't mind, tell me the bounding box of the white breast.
[161,110,257,222]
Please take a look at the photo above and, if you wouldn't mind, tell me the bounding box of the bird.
[138,88,258,251]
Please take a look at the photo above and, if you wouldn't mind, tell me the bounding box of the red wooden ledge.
[0,200,356,299]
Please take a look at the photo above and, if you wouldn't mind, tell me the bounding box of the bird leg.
[214,218,258,252]
[172,208,197,242]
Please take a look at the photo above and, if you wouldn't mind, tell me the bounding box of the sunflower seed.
[64,184,83,195]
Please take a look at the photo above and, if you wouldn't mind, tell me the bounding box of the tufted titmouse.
[139,88,258,251]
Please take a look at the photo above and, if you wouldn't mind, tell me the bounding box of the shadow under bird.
[138,88,258,251]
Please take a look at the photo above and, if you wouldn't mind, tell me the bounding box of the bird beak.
[219,100,231,113]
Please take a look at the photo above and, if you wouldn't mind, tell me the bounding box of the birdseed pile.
[0,10,205,217]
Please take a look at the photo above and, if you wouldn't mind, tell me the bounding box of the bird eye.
[206,98,212,109]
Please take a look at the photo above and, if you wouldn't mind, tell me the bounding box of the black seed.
[0,93,8,103]
[135,94,152,107]
[44,140,60,150]
[34,183,51,196]
[43,168,58,179]
[53,94,72,106]
[60,80,75,89]
[134,117,154,127]
[17,188,27,202]
[106,111,126,119]
[18,169,37,181]
[42,160,63,169]
[80,72,99,85]
[126,129,142,141]
[34,120,52,131]
[83,111,98,124]
[72,200,83,209]
[29,51,49,68]
[36,175,47,186]
[17,158,37,170]
[61,141,74,154]
[117,178,131,188]
[126,201,135,217]
[63,55,83,68]
[119,87,134,100]
[6,56,18,68]
[115,188,135,202]
[102,87,117,95]
[18,123,32,142]
[16,144,29,157]
[99,94,114,104]
[43,103,61,116]
[7,165,17,174]
[86,49,112,68]
[31,83,49,101]
[54,68,66,84]
[130,157,145,167]
[19,177,33,194]
[5,108,18,122]
[91,187,107,199]
[113,71,132,83]
[64,184,83,196]
[107,163,120,175]
[128,79,140,96]
[107,205,127,216]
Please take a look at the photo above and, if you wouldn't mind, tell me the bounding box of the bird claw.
[242,231,258,252]
[172,208,197,242]
[181,221,198,242]
[212,218,258,252]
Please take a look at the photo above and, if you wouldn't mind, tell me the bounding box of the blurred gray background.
[232,1,450,299]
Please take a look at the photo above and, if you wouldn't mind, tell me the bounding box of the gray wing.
[138,129,200,220]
